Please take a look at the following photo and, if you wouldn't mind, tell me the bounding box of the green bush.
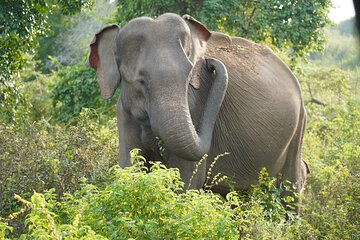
[3,150,236,239]
[300,66,352,106]
[15,55,54,122]
[0,75,31,124]
[0,109,118,221]
[297,59,360,239]
[50,61,118,123]
[14,56,117,124]
[2,150,308,240]
[301,100,360,239]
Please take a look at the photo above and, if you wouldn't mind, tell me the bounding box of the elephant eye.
[137,69,149,85]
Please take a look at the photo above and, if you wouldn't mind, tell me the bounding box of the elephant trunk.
[151,58,228,161]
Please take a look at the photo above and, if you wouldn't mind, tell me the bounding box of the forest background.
[0,0,359,239]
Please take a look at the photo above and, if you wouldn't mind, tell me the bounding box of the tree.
[116,0,332,61]
[0,0,93,123]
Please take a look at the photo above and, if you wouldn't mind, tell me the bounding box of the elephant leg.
[165,152,207,191]
[278,109,307,213]
[117,101,162,168]
[139,126,164,167]
[117,102,144,168]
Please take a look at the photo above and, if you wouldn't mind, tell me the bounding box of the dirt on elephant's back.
[206,32,270,72]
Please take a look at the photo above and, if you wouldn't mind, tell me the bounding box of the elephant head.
[88,13,228,161]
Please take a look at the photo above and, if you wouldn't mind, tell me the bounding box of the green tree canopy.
[0,0,93,123]
[117,0,332,60]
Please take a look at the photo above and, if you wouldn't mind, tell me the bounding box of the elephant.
[88,13,309,203]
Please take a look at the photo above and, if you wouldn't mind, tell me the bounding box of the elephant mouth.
[138,113,149,123]
[134,109,150,126]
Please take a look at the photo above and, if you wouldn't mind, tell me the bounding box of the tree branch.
[306,82,327,106]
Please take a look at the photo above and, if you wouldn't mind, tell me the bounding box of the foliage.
[0,109,118,231]
[5,55,54,122]
[0,75,31,124]
[57,0,94,15]
[36,0,116,72]
[310,18,360,71]
[50,61,118,123]
[117,0,332,62]
[0,0,93,123]
[0,0,49,77]
[301,99,360,239]
[10,192,105,239]
[0,0,49,123]
[5,0,118,124]
[1,150,308,239]
[201,0,331,61]
[233,176,317,240]
[337,17,358,36]
[301,66,352,106]
[0,0,94,76]
[0,217,12,239]
[9,55,117,124]
[298,54,360,238]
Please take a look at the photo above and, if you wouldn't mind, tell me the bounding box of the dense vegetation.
[0,0,359,239]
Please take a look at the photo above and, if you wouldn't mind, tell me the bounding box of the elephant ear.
[183,15,211,89]
[88,24,120,99]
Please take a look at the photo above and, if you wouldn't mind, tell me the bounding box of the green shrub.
[0,109,118,222]
[0,217,12,239]
[50,61,118,123]
[17,55,54,121]
[7,150,238,239]
[297,62,360,239]
[15,56,117,124]
[4,150,310,239]
[0,75,31,124]
[302,100,360,239]
[300,66,352,106]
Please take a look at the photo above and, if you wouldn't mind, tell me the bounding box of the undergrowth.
[0,99,359,239]
[1,149,311,239]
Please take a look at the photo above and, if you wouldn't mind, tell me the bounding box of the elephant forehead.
[119,14,189,46]
[156,13,189,32]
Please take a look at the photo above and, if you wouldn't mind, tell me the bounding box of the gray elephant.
[88,13,309,200]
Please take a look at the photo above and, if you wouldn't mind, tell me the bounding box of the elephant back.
[204,32,303,189]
